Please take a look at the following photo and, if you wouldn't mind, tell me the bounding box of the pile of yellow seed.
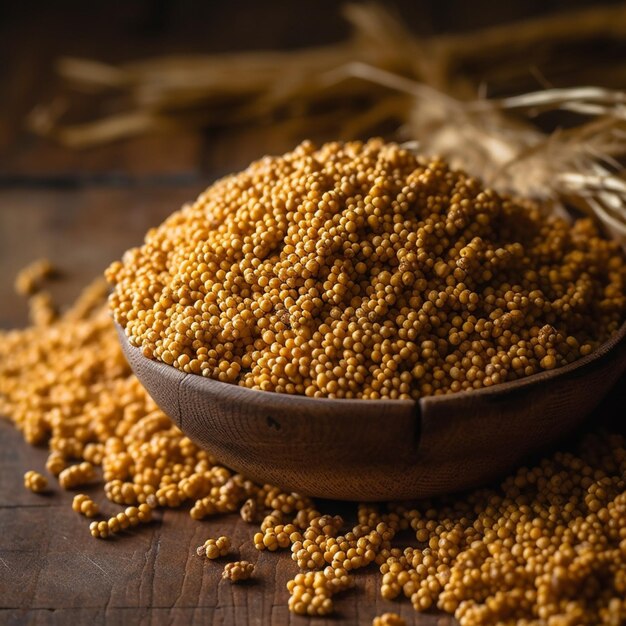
[72,494,99,517]
[222,560,254,582]
[196,536,231,559]
[2,266,626,622]
[372,613,406,626]
[89,503,153,538]
[107,139,625,399]
[287,567,354,615]
[24,470,47,493]
[58,461,96,489]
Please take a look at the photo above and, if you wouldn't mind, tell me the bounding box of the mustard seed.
[72,494,99,518]
[24,470,47,493]
[222,560,254,582]
[108,139,626,400]
[372,613,407,626]
[197,536,230,559]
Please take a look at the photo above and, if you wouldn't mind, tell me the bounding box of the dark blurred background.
[1,0,625,177]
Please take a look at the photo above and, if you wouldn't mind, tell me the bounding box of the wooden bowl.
[117,322,626,501]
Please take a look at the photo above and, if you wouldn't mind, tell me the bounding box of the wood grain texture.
[118,320,626,501]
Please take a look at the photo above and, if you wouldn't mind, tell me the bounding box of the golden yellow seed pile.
[72,494,99,518]
[222,560,254,582]
[58,461,96,489]
[372,613,407,626]
[3,262,626,623]
[24,470,47,493]
[46,451,68,476]
[196,536,231,559]
[287,567,354,615]
[89,503,153,539]
[107,139,625,399]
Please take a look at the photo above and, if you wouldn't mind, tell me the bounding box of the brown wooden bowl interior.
[116,321,626,501]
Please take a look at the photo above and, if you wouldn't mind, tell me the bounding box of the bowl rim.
[115,317,626,408]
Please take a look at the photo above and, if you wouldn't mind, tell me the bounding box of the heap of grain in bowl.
[107,139,626,399]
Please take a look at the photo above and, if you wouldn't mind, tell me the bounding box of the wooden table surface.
[0,2,623,625]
